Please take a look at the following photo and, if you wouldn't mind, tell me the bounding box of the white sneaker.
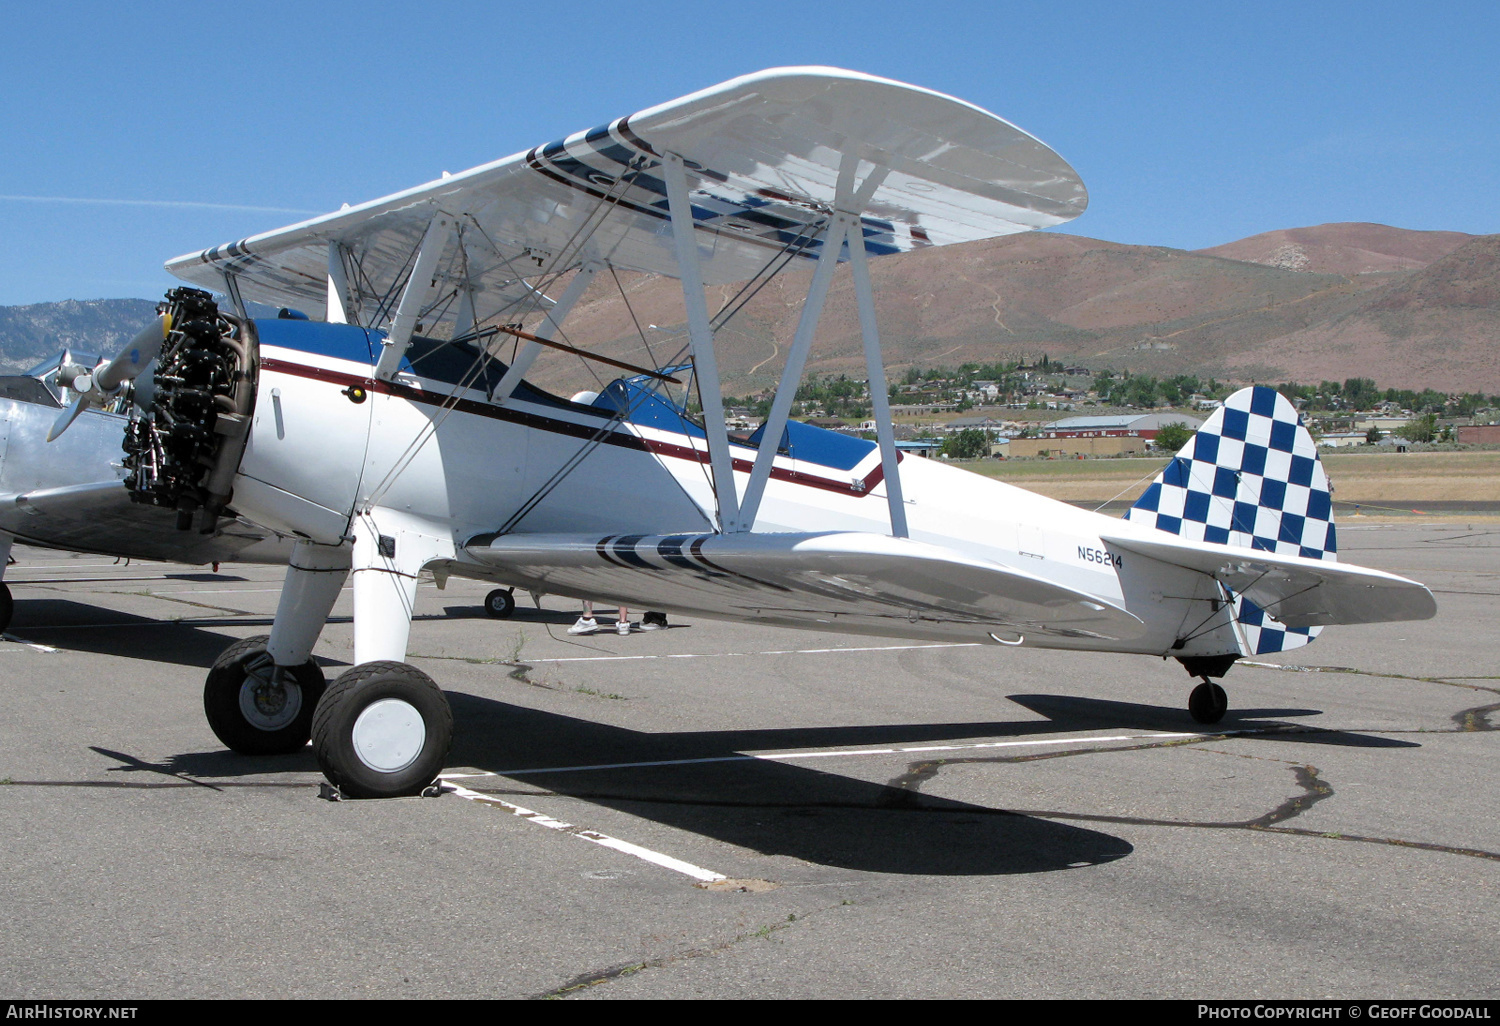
[616,619,631,635]
[567,617,598,635]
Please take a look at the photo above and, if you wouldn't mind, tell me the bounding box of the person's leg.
[569,600,599,635]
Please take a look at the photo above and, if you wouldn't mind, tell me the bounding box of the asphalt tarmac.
[0,520,1495,1000]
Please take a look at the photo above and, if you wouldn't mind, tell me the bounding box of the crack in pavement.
[1241,662,1500,732]
[110,590,255,617]
[532,905,835,999]
[874,680,1500,863]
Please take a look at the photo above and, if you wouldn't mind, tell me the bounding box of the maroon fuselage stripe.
[259,355,896,499]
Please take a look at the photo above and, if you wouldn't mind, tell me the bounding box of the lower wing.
[465,530,1146,642]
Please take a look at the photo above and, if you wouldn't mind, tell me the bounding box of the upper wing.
[465,530,1143,642]
[166,67,1086,326]
[1100,531,1436,628]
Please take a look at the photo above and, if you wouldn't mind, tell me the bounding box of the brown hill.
[1195,222,1474,276]
[535,225,1500,397]
[1218,234,1500,391]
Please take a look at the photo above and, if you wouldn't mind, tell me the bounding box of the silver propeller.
[48,313,171,442]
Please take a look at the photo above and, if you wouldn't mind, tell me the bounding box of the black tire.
[484,588,516,619]
[204,635,326,755]
[0,581,11,634]
[311,661,453,799]
[642,610,667,628]
[1188,681,1229,725]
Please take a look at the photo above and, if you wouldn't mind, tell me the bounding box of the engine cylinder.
[122,288,259,533]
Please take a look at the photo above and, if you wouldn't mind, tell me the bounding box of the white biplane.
[35,67,1433,798]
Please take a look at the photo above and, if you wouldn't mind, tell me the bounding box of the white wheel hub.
[351,698,426,773]
[239,672,301,730]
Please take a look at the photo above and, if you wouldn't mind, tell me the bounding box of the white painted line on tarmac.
[7,561,171,571]
[443,730,1211,780]
[440,779,726,883]
[526,642,984,664]
[145,588,290,595]
[0,635,58,653]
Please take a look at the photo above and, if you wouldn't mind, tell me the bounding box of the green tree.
[1397,413,1438,443]
[1365,425,1383,445]
[940,428,990,460]
[1153,421,1196,452]
[1344,377,1380,409]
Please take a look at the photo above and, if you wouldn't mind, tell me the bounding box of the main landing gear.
[1177,655,1235,725]
[202,521,456,799]
[311,662,453,799]
[204,635,326,754]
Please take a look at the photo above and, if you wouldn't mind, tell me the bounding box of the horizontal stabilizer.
[466,531,1144,642]
[1101,531,1435,628]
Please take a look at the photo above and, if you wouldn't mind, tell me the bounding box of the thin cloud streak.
[0,194,319,215]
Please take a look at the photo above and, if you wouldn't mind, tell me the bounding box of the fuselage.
[237,319,1236,659]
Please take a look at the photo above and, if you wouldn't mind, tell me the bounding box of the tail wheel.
[204,634,326,754]
[312,661,453,798]
[1188,680,1228,725]
[0,582,11,633]
[484,588,516,619]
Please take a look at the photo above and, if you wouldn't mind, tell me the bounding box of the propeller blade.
[47,395,89,443]
[95,313,171,393]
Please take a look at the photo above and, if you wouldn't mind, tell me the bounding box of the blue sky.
[2,0,1496,305]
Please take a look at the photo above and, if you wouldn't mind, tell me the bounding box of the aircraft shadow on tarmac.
[30,596,1406,876]
[1006,694,1419,749]
[7,599,250,667]
[127,681,1415,878]
[159,682,1412,878]
[151,691,1133,876]
[441,605,583,626]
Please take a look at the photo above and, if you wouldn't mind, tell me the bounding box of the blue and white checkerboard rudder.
[1124,386,1337,655]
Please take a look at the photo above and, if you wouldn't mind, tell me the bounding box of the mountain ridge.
[2,223,1493,394]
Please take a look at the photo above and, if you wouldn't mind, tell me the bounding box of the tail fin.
[1125,386,1336,654]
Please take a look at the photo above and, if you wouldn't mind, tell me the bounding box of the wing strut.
[663,152,741,534]
[490,261,599,404]
[846,206,907,537]
[326,241,358,325]
[737,156,890,534]
[736,214,850,532]
[221,271,248,319]
[374,214,454,380]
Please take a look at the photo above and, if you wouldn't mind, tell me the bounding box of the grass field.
[950,450,1500,506]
